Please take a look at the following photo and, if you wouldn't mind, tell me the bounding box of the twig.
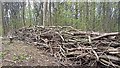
[4,59,16,63]
[55,32,65,41]
[88,35,92,43]
[91,46,99,61]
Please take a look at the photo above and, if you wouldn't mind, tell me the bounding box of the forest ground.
[1,39,57,66]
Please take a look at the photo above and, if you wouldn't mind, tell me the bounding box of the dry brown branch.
[100,59,120,67]
[92,32,120,40]
[91,47,99,61]
[4,59,16,63]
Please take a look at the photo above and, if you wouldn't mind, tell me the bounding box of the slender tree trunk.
[85,2,89,31]
[41,2,43,26]
[102,2,106,32]
[23,2,25,26]
[2,3,6,36]
[43,1,47,26]
[28,0,32,26]
[75,2,78,19]
[49,1,52,26]
[0,2,2,36]
[118,1,120,32]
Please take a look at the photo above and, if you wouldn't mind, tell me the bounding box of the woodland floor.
[1,39,57,66]
[1,26,120,67]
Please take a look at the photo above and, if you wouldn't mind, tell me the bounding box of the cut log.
[92,32,120,40]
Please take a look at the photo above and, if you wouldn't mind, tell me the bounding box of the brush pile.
[13,26,120,67]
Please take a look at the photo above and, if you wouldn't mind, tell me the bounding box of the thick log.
[100,59,120,67]
[92,32,120,40]
[100,55,120,61]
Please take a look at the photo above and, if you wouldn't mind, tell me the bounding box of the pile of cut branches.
[13,26,120,67]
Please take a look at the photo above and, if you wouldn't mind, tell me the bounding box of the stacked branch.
[12,26,120,67]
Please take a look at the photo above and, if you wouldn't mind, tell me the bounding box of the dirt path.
[1,39,57,66]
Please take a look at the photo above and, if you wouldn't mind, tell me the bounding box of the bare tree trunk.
[49,1,52,26]
[41,2,43,26]
[23,2,25,26]
[118,2,120,32]
[75,2,78,19]
[0,2,2,36]
[28,0,32,26]
[43,2,46,26]
[85,2,89,31]
[2,3,6,36]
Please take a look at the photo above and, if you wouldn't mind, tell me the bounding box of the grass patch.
[0,50,9,59]
[13,54,30,62]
